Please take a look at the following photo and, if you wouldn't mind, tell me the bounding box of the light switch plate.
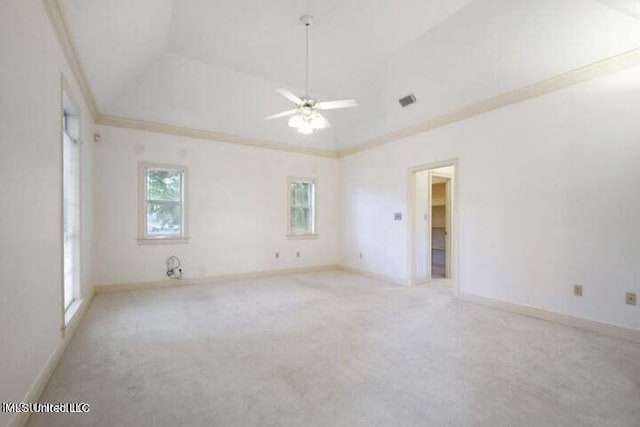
[574,285,583,297]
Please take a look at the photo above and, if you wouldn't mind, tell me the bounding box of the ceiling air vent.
[398,94,417,108]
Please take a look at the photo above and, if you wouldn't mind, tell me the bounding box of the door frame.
[406,159,459,295]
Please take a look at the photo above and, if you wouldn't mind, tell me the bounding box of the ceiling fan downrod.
[301,15,314,99]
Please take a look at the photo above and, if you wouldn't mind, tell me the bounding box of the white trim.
[460,292,640,344]
[287,176,318,238]
[40,2,640,159]
[98,114,338,159]
[42,0,98,120]
[339,265,640,343]
[137,237,191,245]
[138,162,189,243]
[94,264,340,294]
[8,293,95,427]
[286,234,319,240]
[63,298,82,329]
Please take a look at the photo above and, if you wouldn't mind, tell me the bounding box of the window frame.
[287,177,318,239]
[61,77,83,330]
[138,162,190,245]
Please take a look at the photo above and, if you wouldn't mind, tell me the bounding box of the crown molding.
[96,114,338,158]
[337,47,640,158]
[42,0,337,159]
[42,0,99,120]
[42,0,640,160]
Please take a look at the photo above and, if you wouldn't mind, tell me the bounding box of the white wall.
[0,0,94,423]
[93,125,338,286]
[339,64,640,330]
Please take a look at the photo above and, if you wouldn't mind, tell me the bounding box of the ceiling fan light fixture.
[310,114,327,129]
[288,115,304,128]
[298,122,313,134]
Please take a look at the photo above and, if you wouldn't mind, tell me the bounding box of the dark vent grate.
[398,94,417,107]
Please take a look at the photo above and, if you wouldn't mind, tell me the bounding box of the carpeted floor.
[28,271,640,426]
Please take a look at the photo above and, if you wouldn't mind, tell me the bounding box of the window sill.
[63,298,82,330]
[287,234,319,240]
[138,237,191,245]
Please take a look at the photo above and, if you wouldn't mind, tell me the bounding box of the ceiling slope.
[60,0,174,110]
[167,0,477,94]
[332,0,640,147]
[105,53,338,149]
[59,0,640,152]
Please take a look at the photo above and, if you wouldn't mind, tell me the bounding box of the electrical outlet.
[275,252,279,259]
[573,285,583,297]
[296,251,301,258]
[626,292,637,306]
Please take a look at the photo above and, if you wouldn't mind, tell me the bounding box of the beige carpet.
[28,271,640,426]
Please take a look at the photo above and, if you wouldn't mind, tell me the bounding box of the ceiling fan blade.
[264,109,298,120]
[276,88,303,105]
[316,99,358,110]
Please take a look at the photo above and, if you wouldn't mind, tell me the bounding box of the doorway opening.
[431,174,451,278]
[408,161,457,290]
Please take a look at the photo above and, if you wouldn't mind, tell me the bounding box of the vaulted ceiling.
[61,0,640,150]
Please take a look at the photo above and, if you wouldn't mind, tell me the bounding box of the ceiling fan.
[264,15,358,135]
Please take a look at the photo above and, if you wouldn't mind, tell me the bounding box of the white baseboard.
[94,264,340,294]
[336,264,406,286]
[336,265,640,343]
[459,293,640,344]
[9,293,95,427]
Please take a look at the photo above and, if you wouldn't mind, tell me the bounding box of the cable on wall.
[166,256,183,280]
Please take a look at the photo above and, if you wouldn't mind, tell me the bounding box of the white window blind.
[63,111,80,311]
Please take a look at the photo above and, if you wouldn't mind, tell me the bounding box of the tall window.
[62,93,80,313]
[140,163,187,241]
[288,178,317,237]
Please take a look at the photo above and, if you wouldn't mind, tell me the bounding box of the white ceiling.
[167,0,476,94]
[62,0,174,109]
[61,0,640,150]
